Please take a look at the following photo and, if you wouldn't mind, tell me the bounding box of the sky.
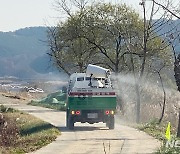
[0,0,178,32]
[0,0,58,32]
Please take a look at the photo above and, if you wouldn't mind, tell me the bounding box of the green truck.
[66,64,117,130]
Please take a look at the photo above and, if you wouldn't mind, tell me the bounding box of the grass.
[0,105,60,154]
[137,119,180,154]
[137,119,167,141]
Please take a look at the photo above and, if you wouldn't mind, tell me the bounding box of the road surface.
[1,94,161,154]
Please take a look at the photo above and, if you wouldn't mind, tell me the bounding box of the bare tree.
[150,59,166,123]
[132,0,176,123]
[48,0,98,75]
[152,0,180,91]
[48,0,176,123]
[150,0,180,137]
[153,0,180,19]
[82,3,145,73]
[47,26,71,76]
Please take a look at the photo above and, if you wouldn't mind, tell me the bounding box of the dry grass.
[0,105,60,154]
[114,74,180,128]
[0,113,19,147]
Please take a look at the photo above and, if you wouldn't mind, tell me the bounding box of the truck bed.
[68,89,116,110]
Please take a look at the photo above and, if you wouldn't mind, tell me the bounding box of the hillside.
[0,27,63,79]
[155,19,180,55]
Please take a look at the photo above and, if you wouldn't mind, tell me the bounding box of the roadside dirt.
[0,93,161,154]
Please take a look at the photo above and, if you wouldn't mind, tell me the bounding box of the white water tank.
[86,64,110,78]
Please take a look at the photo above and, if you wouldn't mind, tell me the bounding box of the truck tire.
[106,116,114,130]
[66,109,69,128]
[109,116,115,129]
[68,116,74,130]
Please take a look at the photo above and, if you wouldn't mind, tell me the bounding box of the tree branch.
[153,0,180,19]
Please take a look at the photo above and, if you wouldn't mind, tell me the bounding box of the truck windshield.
[85,77,90,80]
[77,77,84,81]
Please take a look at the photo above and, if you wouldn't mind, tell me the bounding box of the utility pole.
[136,0,147,123]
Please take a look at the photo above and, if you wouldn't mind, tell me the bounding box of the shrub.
[0,105,15,113]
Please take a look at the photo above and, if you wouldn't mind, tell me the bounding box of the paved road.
[1,95,161,154]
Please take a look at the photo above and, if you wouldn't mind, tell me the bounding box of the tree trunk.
[177,110,180,137]
[174,54,180,92]
[130,53,141,123]
[174,54,180,137]
[158,71,166,124]
[135,82,141,123]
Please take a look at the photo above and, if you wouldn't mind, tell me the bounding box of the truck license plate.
[87,113,98,119]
